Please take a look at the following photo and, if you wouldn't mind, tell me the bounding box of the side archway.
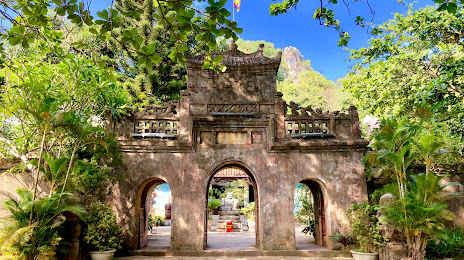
[135,177,171,249]
[294,178,330,249]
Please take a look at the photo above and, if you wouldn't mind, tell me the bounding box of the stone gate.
[107,42,369,251]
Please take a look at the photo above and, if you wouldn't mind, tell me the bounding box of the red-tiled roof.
[214,167,249,178]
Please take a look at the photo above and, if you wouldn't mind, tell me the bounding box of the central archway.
[204,161,260,250]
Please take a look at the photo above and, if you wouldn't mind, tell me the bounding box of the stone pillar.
[170,177,205,250]
[275,92,286,139]
[259,181,296,250]
[179,90,191,144]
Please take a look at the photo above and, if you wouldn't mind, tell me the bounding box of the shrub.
[83,202,123,252]
[347,203,385,253]
[0,189,85,259]
[330,231,356,250]
[149,214,165,228]
[426,227,464,259]
[240,202,255,216]
[208,199,222,210]
[380,173,459,259]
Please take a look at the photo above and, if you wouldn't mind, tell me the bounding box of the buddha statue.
[221,192,239,211]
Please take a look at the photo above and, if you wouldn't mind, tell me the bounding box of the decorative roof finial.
[230,40,238,51]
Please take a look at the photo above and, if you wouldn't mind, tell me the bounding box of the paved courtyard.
[116,257,352,260]
[145,222,327,251]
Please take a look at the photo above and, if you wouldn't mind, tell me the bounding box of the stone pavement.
[145,222,326,251]
[116,257,352,260]
[122,223,354,259]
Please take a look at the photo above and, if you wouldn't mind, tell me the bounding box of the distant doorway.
[137,178,172,249]
[204,163,259,250]
[294,179,327,249]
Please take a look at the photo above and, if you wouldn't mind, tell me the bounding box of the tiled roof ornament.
[230,40,238,51]
[186,41,282,69]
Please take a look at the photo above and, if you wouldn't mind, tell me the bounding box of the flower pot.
[89,249,116,260]
[350,250,379,260]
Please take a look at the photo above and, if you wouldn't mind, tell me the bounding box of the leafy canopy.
[344,6,464,152]
[0,0,242,70]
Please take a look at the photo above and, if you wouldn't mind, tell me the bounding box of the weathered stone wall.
[443,173,464,227]
[109,148,368,250]
[0,166,49,219]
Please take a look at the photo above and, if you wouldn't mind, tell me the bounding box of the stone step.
[130,249,352,258]
[217,219,241,223]
[218,210,240,215]
[219,216,241,220]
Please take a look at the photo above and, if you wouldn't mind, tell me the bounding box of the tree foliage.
[344,6,464,152]
[0,189,85,258]
[294,183,314,226]
[0,0,242,69]
[110,0,197,105]
[224,179,248,206]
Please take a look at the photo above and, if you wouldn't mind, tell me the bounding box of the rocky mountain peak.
[281,46,311,82]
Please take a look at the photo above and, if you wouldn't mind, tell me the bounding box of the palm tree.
[380,173,461,259]
[366,117,419,198]
[0,188,85,259]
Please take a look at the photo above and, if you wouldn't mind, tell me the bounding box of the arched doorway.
[204,162,260,250]
[136,178,172,249]
[294,179,328,249]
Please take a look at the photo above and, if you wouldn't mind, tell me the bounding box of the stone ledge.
[129,249,352,258]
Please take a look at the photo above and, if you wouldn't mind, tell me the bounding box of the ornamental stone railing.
[281,101,361,140]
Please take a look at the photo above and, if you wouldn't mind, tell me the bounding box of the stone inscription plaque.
[200,131,215,146]
[216,132,247,144]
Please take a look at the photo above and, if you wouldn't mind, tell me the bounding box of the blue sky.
[230,0,431,80]
[92,0,432,81]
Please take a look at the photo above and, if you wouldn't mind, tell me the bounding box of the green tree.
[0,0,242,73]
[294,184,314,227]
[365,117,419,198]
[368,116,464,258]
[380,173,459,259]
[344,6,464,151]
[110,0,197,105]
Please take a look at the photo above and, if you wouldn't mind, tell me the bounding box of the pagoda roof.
[186,41,282,68]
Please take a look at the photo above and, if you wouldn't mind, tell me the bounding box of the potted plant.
[347,203,385,260]
[208,199,222,215]
[330,231,355,252]
[84,202,123,260]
